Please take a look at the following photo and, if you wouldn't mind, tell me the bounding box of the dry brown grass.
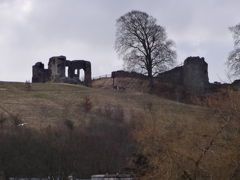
[133,89,240,179]
[2,81,239,179]
[0,81,204,129]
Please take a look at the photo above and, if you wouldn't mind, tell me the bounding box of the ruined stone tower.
[157,56,209,94]
[48,56,66,81]
[183,57,209,94]
[32,56,92,86]
[32,62,50,83]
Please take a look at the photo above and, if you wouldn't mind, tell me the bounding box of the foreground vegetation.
[0,113,134,179]
[134,90,240,179]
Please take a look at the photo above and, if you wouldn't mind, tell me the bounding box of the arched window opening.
[65,66,69,77]
[79,69,85,82]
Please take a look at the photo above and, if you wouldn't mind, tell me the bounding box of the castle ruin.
[157,56,209,94]
[32,56,92,86]
[112,56,209,94]
[32,56,210,94]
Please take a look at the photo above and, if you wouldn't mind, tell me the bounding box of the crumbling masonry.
[111,56,209,94]
[157,56,209,94]
[32,56,92,86]
[32,56,210,94]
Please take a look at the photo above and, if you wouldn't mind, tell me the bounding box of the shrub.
[63,119,74,131]
[82,96,92,113]
[25,81,32,91]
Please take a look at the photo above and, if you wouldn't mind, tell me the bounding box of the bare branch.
[115,10,177,77]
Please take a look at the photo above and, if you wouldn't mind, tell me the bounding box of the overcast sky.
[0,0,239,82]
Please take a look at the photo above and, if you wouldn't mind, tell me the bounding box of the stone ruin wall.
[111,70,147,79]
[32,62,51,83]
[157,56,209,94]
[66,60,92,86]
[32,55,212,94]
[48,56,66,81]
[32,56,92,86]
[156,66,183,85]
[183,57,209,94]
[111,56,210,94]
[111,57,240,95]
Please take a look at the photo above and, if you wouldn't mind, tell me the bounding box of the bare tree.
[228,23,240,77]
[133,90,240,179]
[115,10,177,77]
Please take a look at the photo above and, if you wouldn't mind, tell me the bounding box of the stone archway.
[66,60,91,86]
[70,68,85,82]
[79,69,85,82]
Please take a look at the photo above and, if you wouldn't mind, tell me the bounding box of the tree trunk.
[147,63,153,78]
[147,60,154,93]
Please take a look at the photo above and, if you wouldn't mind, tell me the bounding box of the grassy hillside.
[0,81,239,179]
[0,81,206,129]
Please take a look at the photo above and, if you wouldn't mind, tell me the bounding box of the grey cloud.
[0,0,239,82]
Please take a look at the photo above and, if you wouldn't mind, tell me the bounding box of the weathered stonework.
[66,60,92,86]
[32,62,50,83]
[112,57,209,94]
[156,66,183,85]
[183,57,209,94]
[157,56,209,94]
[111,70,147,79]
[33,55,210,94]
[32,56,92,86]
[48,56,66,81]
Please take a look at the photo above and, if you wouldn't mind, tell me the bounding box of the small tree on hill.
[115,10,177,78]
[228,23,240,77]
